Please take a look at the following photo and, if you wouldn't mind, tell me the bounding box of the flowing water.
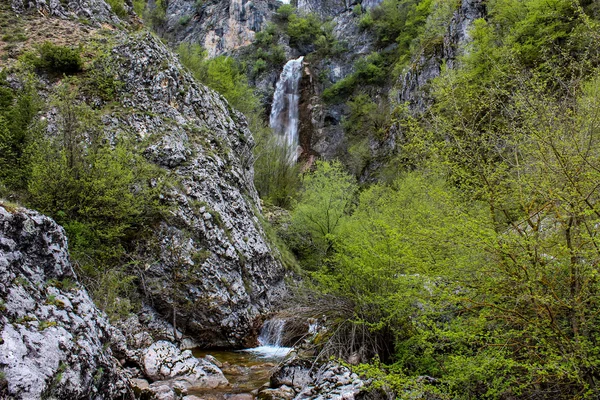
[189,319,293,399]
[269,56,304,162]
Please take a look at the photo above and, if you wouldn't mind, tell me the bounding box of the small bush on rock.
[31,42,83,75]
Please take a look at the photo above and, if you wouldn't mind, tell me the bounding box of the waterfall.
[244,318,292,359]
[257,318,286,347]
[269,56,304,162]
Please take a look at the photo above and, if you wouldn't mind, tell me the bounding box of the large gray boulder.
[0,204,132,399]
[141,341,227,388]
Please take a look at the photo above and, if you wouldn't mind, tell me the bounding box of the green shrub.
[251,58,267,77]
[0,75,41,192]
[275,4,295,21]
[254,24,276,46]
[106,0,128,19]
[146,0,166,30]
[84,54,124,101]
[179,15,192,25]
[133,0,146,16]
[32,42,83,75]
[287,13,322,47]
[322,75,357,103]
[253,124,301,208]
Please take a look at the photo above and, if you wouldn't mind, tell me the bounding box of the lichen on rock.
[0,205,132,399]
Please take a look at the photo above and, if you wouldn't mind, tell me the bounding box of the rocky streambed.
[182,348,368,400]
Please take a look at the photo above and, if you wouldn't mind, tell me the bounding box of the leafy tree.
[288,161,357,269]
[177,43,259,116]
[0,73,41,191]
[26,81,168,320]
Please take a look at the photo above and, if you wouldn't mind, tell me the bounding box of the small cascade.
[257,318,286,347]
[269,56,304,162]
[244,318,293,359]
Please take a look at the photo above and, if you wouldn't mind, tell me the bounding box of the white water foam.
[243,318,293,359]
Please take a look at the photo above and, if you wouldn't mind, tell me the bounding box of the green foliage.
[92,268,139,321]
[83,53,124,101]
[146,0,166,30]
[0,73,41,192]
[322,53,386,103]
[29,42,83,75]
[287,161,357,269]
[19,81,169,320]
[253,127,301,208]
[177,43,259,115]
[297,3,600,397]
[132,0,146,16]
[275,4,295,22]
[248,24,287,73]
[286,13,323,47]
[38,320,58,330]
[106,0,128,19]
[365,0,433,50]
[251,58,267,77]
[179,15,192,25]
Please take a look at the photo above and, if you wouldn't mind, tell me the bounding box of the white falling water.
[244,318,292,359]
[269,56,304,162]
[258,318,286,346]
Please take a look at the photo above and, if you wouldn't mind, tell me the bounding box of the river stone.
[258,385,296,400]
[142,340,228,388]
[271,359,313,390]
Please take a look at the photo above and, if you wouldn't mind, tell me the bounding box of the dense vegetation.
[175,42,301,208]
[3,0,600,398]
[0,42,171,320]
[278,0,600,398]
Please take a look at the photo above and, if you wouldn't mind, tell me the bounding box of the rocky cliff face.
[10,0,287,348]
[398,0,486,108]
[104,31,287,347]
[0,205,132,399]
[11,0,121,23]
[162,0,279,57]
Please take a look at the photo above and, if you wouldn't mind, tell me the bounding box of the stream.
[188,319,294,399]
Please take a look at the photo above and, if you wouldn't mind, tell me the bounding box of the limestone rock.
[266,358,367,400]
[161,0,279,57]
[11,0,122,24]
[141,340,228,388]
[258,384,296,400]
[99,31,287,347]
[0,205,132,399]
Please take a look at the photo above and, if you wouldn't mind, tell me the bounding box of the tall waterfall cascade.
[269,56,304,162]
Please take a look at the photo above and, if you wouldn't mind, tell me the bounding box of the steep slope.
[5,0,287,348]
[162,0,280,57]
[106,31,287,347]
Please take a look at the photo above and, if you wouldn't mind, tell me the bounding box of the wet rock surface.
[0,205,132,399]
